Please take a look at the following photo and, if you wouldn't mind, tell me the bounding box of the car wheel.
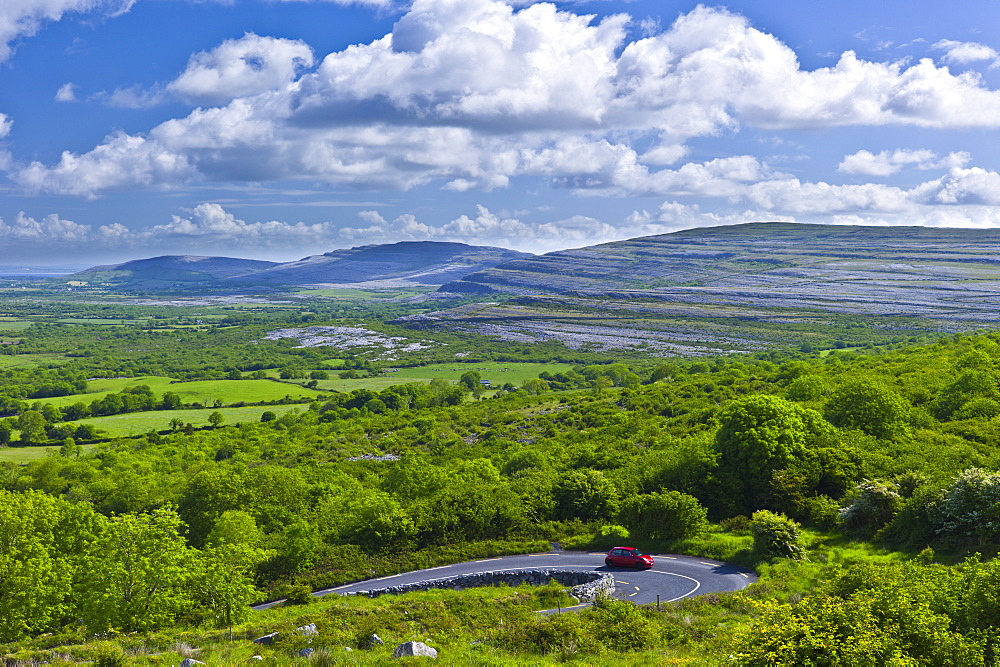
[605,559,614,567]
[635,560,644,570]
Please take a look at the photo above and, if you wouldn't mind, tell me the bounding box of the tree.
[205,510,263,549]
[208,411,224,428]
[620,490,708,543]
[553,469,620,521]
[0,491,101,641]
[459,371,483,398]
[17,410,48,446]
[714,394,834,513]
[59,437,81,459]
[824,379,910,440]
[77,508,197,632]
[934,370,1000,420]
[160,392,182,410]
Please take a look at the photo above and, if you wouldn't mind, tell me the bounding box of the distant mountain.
[227,241,530,287]
[441,222,1000,303]
[70,255,280,289]
[398,222,1000,357]
[67,242,532,290]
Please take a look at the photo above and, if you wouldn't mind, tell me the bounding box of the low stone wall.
[346,568,615,603]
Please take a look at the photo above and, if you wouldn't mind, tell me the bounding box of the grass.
[0,353,70,368]
[309,361,577,392]
[64,404,309,437]
[42,377,326,408]
[0,319,32,331]
[54,318,148,324]
[0,443,98,463]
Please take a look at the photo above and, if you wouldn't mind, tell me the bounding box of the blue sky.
[2,0,1000,266]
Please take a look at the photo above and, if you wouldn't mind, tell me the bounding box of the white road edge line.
[649,570,701,602]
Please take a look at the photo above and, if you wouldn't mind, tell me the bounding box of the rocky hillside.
[69,242,531,290]
[440,222,1000,321]
[393,223,1000,357]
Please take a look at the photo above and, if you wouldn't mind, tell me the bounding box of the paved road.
[271,550,755,611]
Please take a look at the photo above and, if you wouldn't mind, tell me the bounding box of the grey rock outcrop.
[295,623,318,636]
[179,660,205,666]
[393,641,438,659]
[253,632,279,645]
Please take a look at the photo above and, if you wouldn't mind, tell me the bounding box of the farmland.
[41,377,324,408]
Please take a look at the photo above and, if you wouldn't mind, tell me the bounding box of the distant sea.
[0,269,77,279]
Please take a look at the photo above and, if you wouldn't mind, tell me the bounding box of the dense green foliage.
[10,295,1000,661]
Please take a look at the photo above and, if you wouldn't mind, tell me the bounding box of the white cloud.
[55,82,77,102]
[167,33,315,106]
[0,113,11,138]
[338,204,620,252]
[933,39,1000,67]
[16,3,1000,197]
[146,202,337,247]
[0,0,135,63]
[0,212,91,241]
[837,149,969,177]
[266,0,391,6]
[95,84,166,109]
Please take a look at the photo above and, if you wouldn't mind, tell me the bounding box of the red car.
[605,547,654,569]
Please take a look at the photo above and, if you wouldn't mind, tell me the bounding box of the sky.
[3,0,1000,266]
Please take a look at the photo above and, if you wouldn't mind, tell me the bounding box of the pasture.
[306,361,577,392]
[42,377,325,408]
[64,404,308,437]
[0,443,98,464]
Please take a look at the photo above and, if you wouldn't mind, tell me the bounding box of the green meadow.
[0,443,98,464]
[0,353,70,368]
[310,361,577,392]
[64,404,308,437]
[43,377,326,408]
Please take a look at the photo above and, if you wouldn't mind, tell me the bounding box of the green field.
[65,404,308,437]
[0,443,98,464]
[0,319,32,331]
[307,361,577,392]
[0,353,70,368]
[43,377,326,408]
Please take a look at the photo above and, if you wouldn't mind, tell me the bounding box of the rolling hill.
[398,222,1000,356]
[67,242,532,291]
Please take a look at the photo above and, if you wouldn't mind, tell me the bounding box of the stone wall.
[346,568,615,603]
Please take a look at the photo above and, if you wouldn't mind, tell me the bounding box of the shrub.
[839,480,902,536]
[283,583,314,605]
[750,510,805,560]
[620,490,708,543]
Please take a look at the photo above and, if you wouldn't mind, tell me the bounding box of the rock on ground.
[393,641,438,659]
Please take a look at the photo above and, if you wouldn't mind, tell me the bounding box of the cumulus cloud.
[147,202,336,247]
[0,0,134,62]
[167,33,315,106]
[933,39,1000,67]
[338,204,621,252]
[0,204,343,259]
[0,113,11,139]
[837,149,970,177]
[0,212,91,241]
[55,82,77,102]
[15,2,1000,197]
